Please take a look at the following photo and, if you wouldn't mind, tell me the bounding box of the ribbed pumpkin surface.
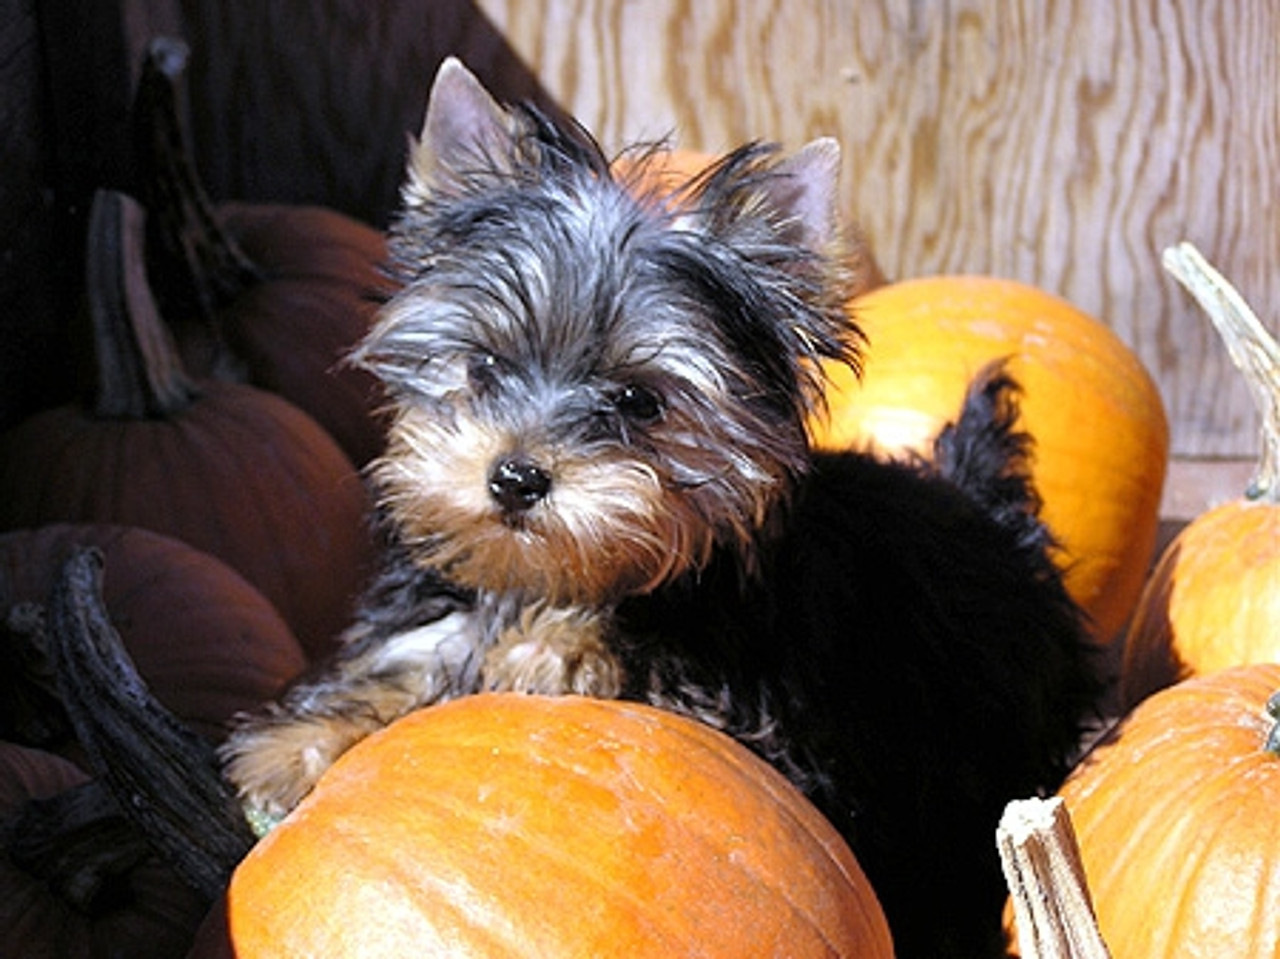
[0,523,307,742]
[812,275,1169,643]
[1059,663,1280,958]
[206,202,391,468]
[0,383,373,658]
[1121,241,1280,709]
[213,694,893,958]
[1120,499,1280,708]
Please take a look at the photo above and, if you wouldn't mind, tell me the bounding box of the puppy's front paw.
[220,711,377,832]
[482,605,622,698]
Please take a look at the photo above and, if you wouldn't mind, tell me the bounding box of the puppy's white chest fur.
[365,611,486,697]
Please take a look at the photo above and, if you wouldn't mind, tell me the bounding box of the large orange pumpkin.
[1057,663,1280,958]
[193,694,894,958]
[812,276,1170,643]
[1120,243,1280,708]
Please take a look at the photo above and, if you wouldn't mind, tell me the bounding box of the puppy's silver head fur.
[353,58,866,605]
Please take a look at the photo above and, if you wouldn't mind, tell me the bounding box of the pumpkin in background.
[1120,244,1280,708]
[0,741,208,959]
[1121,497,1280,708]
[1057,663,1280,958]
[192,202,392,468]
[0,191,375,659]
[811,275,1169,644]
[611,146,715,190]
[190,694,894,959]
[135,39,391,468]
[0,524,307,747]
[613,146,885,295]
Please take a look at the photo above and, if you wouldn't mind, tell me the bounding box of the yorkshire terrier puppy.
[222,58,1100,958]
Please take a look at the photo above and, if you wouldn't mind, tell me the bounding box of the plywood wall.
[474,0,1280,460]
[7,0,1272,465]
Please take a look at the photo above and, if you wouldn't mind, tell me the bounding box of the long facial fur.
[352,61,864,604]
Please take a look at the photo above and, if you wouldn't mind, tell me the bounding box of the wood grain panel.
[475,0,1280,458]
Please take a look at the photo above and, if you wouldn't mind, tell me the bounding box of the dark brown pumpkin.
[0,741,208,959]
[0,523,307,746]
[134,40,391,467]
[196,202,392,468]
[0,191,374,659]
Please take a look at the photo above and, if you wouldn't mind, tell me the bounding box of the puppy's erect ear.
[403,57,515,205]
[683,137,843,258]
[760,137,842,254]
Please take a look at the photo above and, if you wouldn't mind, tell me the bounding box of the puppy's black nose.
[488,458,552,513]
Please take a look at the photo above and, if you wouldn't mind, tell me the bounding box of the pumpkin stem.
[6,778,155,913]
[997,796,1112,959]
[86,189,201,418]
[1266,690,1280,756]
[2,601,74,747]
[132,36,261,380]
[1162,242,1280,502]
[45,546,254,900]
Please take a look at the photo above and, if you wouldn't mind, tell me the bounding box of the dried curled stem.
[1266,690,1280,756]
[44,547,254,899]
[997,796,1111,959]
[5,779,151,912]
[1162,241,1280,502]
[134,37,261,316]
[86,189,200,419]
[132,36,261,382]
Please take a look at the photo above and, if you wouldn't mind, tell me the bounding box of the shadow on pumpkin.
[1117,538,1191,711]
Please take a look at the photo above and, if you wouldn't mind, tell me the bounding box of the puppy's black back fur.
[615,370,1099,959]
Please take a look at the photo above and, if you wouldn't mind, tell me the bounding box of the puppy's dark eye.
[614,383,663,424]
[467,353,502,392]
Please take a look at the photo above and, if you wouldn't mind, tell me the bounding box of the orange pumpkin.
[193,694,893,958]
[812,276,1170,643]
[611,146,717,187]
[1057,663,1280,958]
[1120,498,1279,707]
[1120,244,1280,708]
